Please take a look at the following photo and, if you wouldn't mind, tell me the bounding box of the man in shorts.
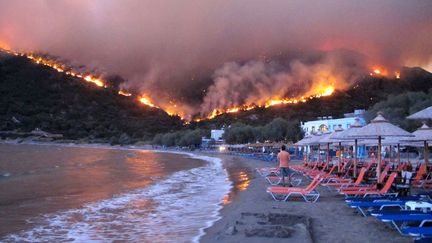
[277,145,291,186]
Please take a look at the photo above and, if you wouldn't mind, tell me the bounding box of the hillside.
[0,51,183,143]
[190,67,432,129]
[1,49,432,144]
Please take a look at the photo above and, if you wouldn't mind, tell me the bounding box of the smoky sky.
[1,0,431,118]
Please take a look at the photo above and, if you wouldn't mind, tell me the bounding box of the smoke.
[0,0,431,117]
[200,50,366,115]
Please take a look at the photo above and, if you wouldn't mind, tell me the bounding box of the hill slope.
[0,52,182,143]
[191,67,432,129]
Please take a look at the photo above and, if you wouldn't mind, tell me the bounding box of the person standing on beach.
[277,145,291,186]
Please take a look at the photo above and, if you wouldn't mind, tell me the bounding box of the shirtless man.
[277,145,291,186]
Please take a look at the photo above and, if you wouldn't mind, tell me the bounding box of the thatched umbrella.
[332,118,364,176]
[305,133,327,162]
[401,123,432,168]
[347,113,413,183]
[314,132,334,164]
[407,106,432,120]
[320,126,344,171]
[360,136,421,169]
[294,135,314,161]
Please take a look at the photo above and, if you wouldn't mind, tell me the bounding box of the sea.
[0,143,232,242]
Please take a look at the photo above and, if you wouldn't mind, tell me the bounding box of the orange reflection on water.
[237,171,250,191]
[223,170,250,205]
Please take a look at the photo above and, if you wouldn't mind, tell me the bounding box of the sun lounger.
[345,194,432,203]
[348,200,409,217]
[265,170,302,186]
[401,223,432,238]
[338,166,391,192]
[256,167,279,176]
[376,213,432,235]
[339,172,398,197]
[323,167,367,188]
[267,175,322,202]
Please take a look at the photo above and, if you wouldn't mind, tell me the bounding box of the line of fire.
[0,46,400,123]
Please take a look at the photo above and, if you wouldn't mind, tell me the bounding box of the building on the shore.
[211,129,224,141]
[301,109,366,135]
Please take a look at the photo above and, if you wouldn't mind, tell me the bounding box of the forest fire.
[1,47,402,123]
[118,90,132,96]
[138,96,157,108]
[369,66,400,79]
[196,84,335,121]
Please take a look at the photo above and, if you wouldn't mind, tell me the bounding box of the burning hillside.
[0,47,405,122]
[1,1,430,122]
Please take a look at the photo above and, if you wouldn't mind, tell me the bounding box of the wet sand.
[201,153,411,243]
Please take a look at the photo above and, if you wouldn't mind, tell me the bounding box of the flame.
[118,90,132,96]
[138,95,157,108]
[196,84,335,121]
[84,75,104,87]
[1,47,342,122]
[369,66,401,79]
[395,71,401,79]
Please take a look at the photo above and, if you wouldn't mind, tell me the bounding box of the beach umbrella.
[360,136,421,169]
[332,118,364,177]
[305,133,327,162]
[315,132,334,164]
[407,106,432,120]
[401,123,432,168]
[294,134,313,146]
[320,126,344,171]
[347,113,413,182]
[295,135,314,161]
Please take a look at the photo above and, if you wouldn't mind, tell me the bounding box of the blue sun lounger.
[369,210,431,217]
[376,213,432,235]
[401,225,432,237]
[348,200,409,217]
[345,194,430,203]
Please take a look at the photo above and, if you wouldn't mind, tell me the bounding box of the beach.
[0,143,412,242]
[202,153,410,243]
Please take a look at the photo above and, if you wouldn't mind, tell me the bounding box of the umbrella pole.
[397,143,401,169]
[425,141,429,172]
[327,143,330,164]
[338,142,342,173]
[377,136,382,183]
[354,139,358,178]
[318,144,321,162]
[389,145,392,163]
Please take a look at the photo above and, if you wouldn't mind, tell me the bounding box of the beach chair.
[412,164,430,188]
[376,213,432,235]
[267,175,322,202]
[256,167,279,176]
[347,197,428,217]
[339,164,391,192]
[401,221,432,238]
[339,172,398,197]
[265,169,302,186]
[306,164,337,178]
[323,167,368,188]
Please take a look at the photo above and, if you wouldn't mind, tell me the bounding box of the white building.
[301,109,366,135]
[211,129,225,141]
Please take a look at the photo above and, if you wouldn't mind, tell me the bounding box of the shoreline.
[1,142,412,242]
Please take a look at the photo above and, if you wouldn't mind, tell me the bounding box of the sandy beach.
[0,142,413,242]
[202,153,410,243]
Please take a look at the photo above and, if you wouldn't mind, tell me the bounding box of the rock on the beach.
[225,226,238,235]
[245,225,294,238]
